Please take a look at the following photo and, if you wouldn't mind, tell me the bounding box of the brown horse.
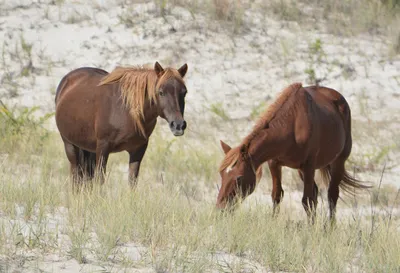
[217,83,369,221]
[55,62,188,188]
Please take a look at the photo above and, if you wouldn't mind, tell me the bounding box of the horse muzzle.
[169,120,187,136]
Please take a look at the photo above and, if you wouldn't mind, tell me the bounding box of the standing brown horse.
[217,83,369,221]
[55,62,188,188]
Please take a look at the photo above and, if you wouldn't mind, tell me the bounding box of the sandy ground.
[1,0,400,272]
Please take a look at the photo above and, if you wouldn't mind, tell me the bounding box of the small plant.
[304,38,325,85]
[19,35,34,77]
[0,101,54,151]
[303,38,348,86]
[212,0,245,33]
[154,0,168,16]
[68,224,90,264]
[209,102,230,121]
[268,0,304,22]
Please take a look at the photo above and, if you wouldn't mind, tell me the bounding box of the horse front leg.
[268,160,284,216]
[128,143,148,188]
[95,140,110,185]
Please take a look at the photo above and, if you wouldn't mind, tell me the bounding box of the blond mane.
[218,83,303,182]
[98,66,184,137]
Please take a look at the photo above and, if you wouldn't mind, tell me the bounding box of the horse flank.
[219,83,303,174]
[98,66,185,137]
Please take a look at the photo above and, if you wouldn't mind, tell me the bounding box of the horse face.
[155,62,188,136]
[216,141,257,211]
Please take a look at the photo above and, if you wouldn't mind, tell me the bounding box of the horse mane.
[244,82,303,144]
[98,66,184,137]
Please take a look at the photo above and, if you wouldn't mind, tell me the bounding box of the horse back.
[55,67,108,104]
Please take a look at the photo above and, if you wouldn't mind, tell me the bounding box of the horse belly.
[315,121,346,168]
[56,95,98,152]
[278,150,309,169]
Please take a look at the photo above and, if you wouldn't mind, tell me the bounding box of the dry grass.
[0,109,399,272]
[145,0,400,52]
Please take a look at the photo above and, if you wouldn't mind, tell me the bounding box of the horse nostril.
[182,121,187,130]
[170,121,175,128]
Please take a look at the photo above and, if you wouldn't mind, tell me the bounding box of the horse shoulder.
[293,90,314,146]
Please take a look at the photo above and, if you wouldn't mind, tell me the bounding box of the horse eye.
[159,90,165,96]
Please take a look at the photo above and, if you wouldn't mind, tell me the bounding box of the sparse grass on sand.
[149,0,400,53]
[0,109,399,272]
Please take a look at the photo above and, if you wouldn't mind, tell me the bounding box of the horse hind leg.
[327,121,352,222]
[82,150,96,179]
[63,141,83,192]
[326,160,345,223]
[300,164,318,223]
[79,149,96,191]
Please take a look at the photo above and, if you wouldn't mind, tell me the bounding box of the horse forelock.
[98,66,185,137]
[219,147,241,173]
[219,146,263,182]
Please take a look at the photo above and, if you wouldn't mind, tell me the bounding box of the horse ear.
[178,63,188,78]
[220,140,231,154]
[154,61,164,77]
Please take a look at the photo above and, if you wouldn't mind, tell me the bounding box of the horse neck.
[142,100,160,123]
[142,81,160,122]
[247,125,291,169]
[116,82,159,128]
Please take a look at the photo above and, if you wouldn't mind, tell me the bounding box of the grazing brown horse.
[55,62,188,188]
[217,83,369,221]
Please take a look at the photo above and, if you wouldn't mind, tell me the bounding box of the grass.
[209,102,230,121]
[0,106,399,272]
[141,0,400,53]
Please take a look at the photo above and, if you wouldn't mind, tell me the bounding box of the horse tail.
[340,169,371,194]
[320,166,371,195]
[340,95,371,193]
[78,149,96,179]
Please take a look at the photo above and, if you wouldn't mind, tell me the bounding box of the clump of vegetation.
[0,101,54,152]
[304,38,332,85]
[209,102,230,121]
